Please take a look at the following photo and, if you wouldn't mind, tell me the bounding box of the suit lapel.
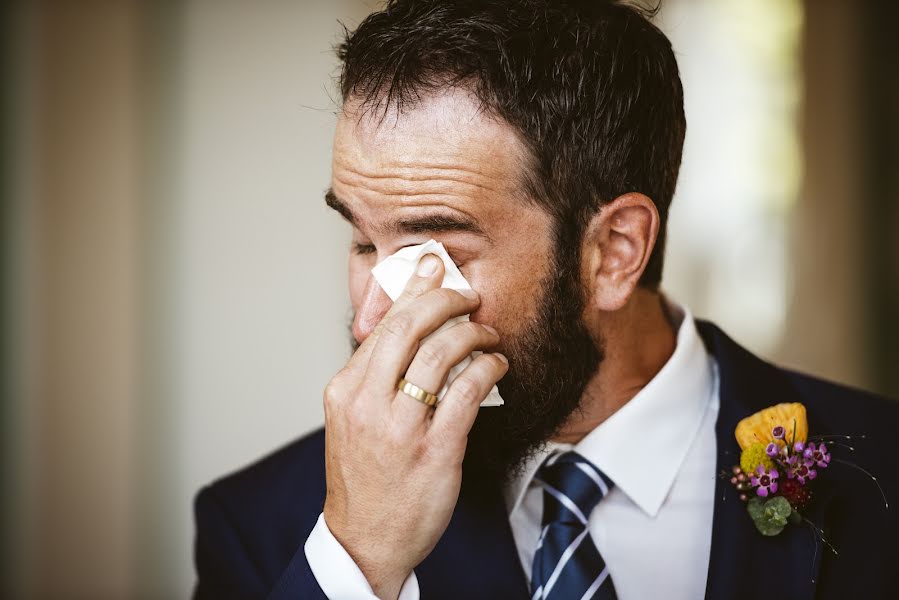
[416,473,530,599]
[697,321,835,600]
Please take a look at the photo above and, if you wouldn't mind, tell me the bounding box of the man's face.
[331,89,555,348]
[330,89,603,479]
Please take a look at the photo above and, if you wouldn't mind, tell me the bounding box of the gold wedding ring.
[397,378,439,407]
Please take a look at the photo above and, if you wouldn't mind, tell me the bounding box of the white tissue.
[371,240,504,407]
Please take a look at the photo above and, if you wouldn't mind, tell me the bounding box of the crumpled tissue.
[371,239,504,407]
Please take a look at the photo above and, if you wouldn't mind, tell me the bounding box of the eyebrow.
[325,189,492,241]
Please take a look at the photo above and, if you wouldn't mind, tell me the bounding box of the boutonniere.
[728,403,833,538]
[727,402,887,546]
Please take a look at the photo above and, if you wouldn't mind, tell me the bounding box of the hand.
[322,253,508,599]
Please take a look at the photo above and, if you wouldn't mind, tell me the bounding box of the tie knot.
[534,451,614,526]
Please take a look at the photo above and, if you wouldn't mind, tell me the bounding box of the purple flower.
[806,442,831,469]
[751,465,780,497]
[786,459,817,485]
[772,426,786,440]
[783,453,799,469]
[793,441,805,453]
[766,442,779,458]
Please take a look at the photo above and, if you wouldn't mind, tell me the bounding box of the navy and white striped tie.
[530,451,617,600]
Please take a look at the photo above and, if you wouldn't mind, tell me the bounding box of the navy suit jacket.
[194,321,899,599]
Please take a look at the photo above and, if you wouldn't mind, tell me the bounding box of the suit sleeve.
[193,485,328,600]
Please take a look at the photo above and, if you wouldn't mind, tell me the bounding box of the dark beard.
[346,237,604,485]
[462,241,603,486]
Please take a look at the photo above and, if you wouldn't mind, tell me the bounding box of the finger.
[389,253,446,312]
[429,352,508,442]
[345,253,447,376]
[365,285,480,398]
[392,321,500,428]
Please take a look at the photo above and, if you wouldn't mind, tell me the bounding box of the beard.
[348,236,604,485]
[463,241,604,485]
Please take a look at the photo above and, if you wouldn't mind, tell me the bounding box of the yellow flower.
[735,402,808,451]
[740,442,774,474]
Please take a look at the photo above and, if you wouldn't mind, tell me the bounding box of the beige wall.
[778,0,869,387]
[7,1,370,597]
[140,1,368,594]
[9,2,141,597]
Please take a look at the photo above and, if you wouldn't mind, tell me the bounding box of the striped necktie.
[530,451,617,600]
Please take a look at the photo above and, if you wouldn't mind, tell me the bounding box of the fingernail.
[417,254,440,276]
[482,324,498,336]
[495,353,508,365]
[459,288,479,300]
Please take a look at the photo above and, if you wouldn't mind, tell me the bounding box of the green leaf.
[766,496,792,519]
[747,496,792,536]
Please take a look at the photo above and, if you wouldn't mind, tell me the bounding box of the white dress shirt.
[306,303,720,599]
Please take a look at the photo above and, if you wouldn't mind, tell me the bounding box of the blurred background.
[2,0,897,597]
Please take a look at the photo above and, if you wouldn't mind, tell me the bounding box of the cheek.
[463,214,554,333]
[467,263,545,338]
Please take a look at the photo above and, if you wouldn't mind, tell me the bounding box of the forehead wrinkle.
[362,160,496,183]
[333,88,541,239]
[331,177,496,218]
[331,175,496,243]
[332,158,501,197]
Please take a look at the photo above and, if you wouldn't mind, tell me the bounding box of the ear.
[582,192,660,312]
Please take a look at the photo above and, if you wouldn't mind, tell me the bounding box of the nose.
[352,275,394,344]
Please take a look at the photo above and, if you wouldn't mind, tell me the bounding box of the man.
[193,1,899,598]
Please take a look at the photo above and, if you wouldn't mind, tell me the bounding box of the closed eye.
[351,242,466,271]
[351,242,376,255]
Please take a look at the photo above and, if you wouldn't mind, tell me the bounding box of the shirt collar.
[504,300,715,518]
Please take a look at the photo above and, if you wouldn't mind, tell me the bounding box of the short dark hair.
[337,0,685,288]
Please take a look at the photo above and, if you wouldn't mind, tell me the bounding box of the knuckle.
[424,425,450,449]
[400,285,425,301]
[416,342,445,369]
[345,407,368,434]
[323,379,344,409]
[452,376,482,404]
[402,277,432,299]
[383,312,414,339]
[461,321,486,338]
[384,424,405,448]
[425,429,464,464]
[386,423,423,456]
[422,428,447,455]
[431,287,458,304]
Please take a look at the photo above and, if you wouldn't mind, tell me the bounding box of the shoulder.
[697,318,899,445]
[194,427,327,578]
[781,370,899,491]
[784,369,899,437]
